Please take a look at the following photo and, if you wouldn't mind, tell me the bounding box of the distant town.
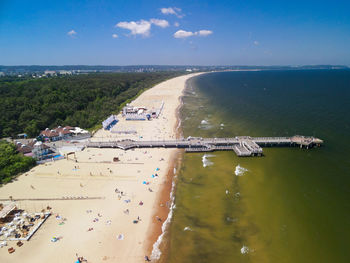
[0,65,348,78]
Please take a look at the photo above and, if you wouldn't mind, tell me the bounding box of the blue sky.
[0,0,349,65]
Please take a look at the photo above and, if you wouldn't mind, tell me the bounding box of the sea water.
[166,70,350,263]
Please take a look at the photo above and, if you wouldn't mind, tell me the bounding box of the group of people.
[75,253,87,263]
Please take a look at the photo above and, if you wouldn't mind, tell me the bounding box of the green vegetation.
[0,72,181,137]
[0,140,36,184]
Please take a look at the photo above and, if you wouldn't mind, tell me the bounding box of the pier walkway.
[87,135,323,157]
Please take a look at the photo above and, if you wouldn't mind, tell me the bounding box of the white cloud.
[174,22,180,27]
[67,30,77,37]
[174,29,213,38]
[112,34,118,38]
[174,30,195,38]
[198,30,213,36]
[116,19,169,36]
[150,18,169,28]
[161,7,183,18]
[116,20,152,36]
[254,40,259,46]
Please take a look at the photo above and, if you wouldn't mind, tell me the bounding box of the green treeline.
[0,72,181,137]
[0,140,36,184]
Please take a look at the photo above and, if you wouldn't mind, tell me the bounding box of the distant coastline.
[0,65,348,76]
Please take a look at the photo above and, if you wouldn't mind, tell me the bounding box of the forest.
[0,72,181,138]
[0,140,36,184]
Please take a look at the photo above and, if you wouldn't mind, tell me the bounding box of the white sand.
[0,73,203,263]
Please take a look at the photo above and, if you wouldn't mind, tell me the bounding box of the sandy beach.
[0,72,203,263]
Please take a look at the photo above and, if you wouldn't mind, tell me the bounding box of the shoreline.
[146,75,204,261]
[146,150,182,260]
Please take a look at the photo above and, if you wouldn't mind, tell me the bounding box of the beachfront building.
[70,127,90,136]
[15,142,34,157]
[122,104,149,120]
[15,140,53,159]
[102,115,119,130]
[122,105,147,115]
[122,102,164,121]
[32,141,52,159]
[55,126,73,139]
[39,126,89,141]
[40,128,60,141]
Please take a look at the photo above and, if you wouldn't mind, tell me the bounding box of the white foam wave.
[226,217,237,222]
[202,154,215,167]
[220,123,225,127]
[241,245,250,254]
[183,226,192,231]
[198,118,214,130]
[235,165,248,176]
[150,172,177,260]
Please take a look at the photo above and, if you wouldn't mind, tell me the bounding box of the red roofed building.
[16,142,33,156]
[15,140,52,158]
[55,126,73,138]
[40,128,60,141]
[40,126,73,141]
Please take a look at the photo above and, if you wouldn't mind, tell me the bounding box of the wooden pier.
[87,135,323,157]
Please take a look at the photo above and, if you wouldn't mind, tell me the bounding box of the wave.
[202,154,215,167]
[198,118,213,130]
[183,226,193,231]
[226,217,237,222]
[235,165,248,176]
[241,245,250,254]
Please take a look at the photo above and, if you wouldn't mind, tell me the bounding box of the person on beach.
[144,255,151,261]
[75,253,87,263]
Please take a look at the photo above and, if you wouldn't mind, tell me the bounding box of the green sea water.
[166,70,350,263]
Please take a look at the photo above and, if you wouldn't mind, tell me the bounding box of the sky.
[0,0,349,66]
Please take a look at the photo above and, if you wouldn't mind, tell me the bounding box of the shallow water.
[166,70,350,263]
